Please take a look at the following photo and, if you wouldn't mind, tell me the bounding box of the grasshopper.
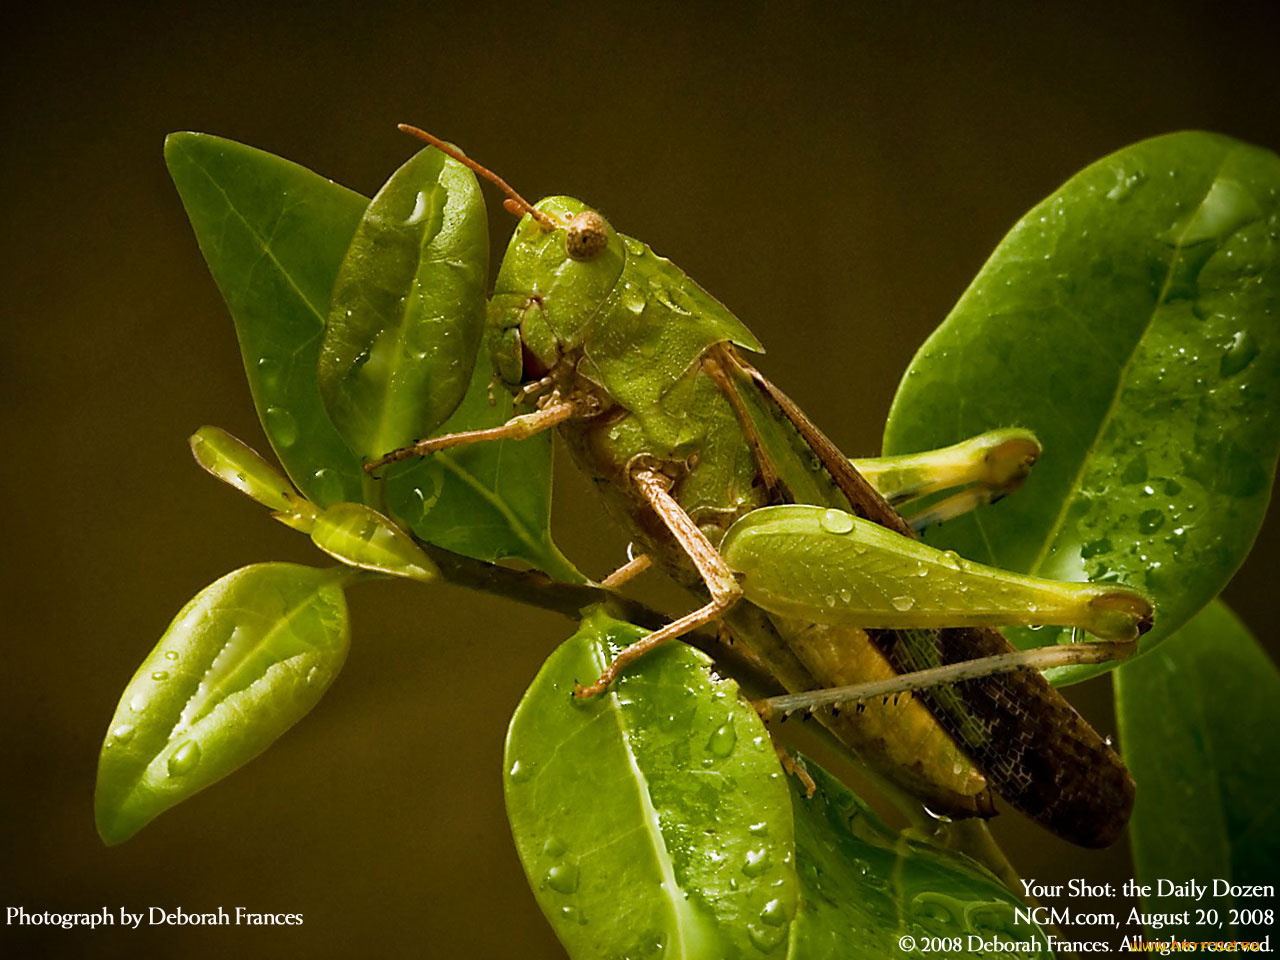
[367,126,1153,849]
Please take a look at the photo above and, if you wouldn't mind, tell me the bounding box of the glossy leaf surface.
[787,760,1047,958]
[96,564,349,844]
[1115,601,1279,940]
[884,132,1280,681]
[165,133,367,506]
[504,608,797,959]
[189,425,296,513]
[309,501,437,583]
[319,146,487,460]
[168,134,576,578]
[382,356,583,582]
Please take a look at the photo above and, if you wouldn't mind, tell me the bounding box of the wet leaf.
[884,132,1280,681]
[189,425,297,514]
[319,146,487,460]
[787,760,1047,958]
[309,501,437,583]
[168,134,578,580]
[382,355,584,582]
[95,564,350,844]
[503,608,798,958]
[165,133,367,506]
[1115,601,1279,941]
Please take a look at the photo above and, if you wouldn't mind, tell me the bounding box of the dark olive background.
[3,1,1278,956]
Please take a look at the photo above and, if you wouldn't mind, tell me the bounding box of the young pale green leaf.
[319,146,487,460]
[884,132,1280,682]
[308,501,437,583]
[165,132,367,507]
[189,425,298,514]
[95,564,350,845]
[504,608,798,959]
[787,759,1048,958]
[1115,601,1279,941]
[382,355,585,582]
[721,505,1152,641]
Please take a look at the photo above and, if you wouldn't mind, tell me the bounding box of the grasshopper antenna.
[397,124,559,231]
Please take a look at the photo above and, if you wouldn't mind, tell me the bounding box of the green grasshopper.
[366,126,1153,849]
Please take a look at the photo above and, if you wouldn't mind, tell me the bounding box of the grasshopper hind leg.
[573,468,744,698]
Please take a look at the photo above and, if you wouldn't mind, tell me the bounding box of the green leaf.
[503,608,798,959]
[383,355,584,582]
[95,564,350,844]
[309,502,437,583]
[189,425,297,514]
[787,760,1048,958]
[1115,600,1279,940]
[165,132,368,506]
[168,133,578,580]
[884,132,1280,682]
[319,146,487,460]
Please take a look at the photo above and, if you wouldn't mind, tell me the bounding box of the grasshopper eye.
[565,211,609,261]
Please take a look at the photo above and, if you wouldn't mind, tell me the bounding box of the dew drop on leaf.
[818,509,854,534]
[1220,330,1260,377]
[264,406,299,448]
[742,847,771,877]
[706,718,737,757]
[546,862,579,894]
[167,741,202,777]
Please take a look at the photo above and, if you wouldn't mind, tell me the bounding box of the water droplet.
[1105,170,1144,201]
[311,468,345,506]
[508,760,533,783]
[748,821,769,836]
[747,922,786,951]
[1122,452,1148,485]
[939,550,962,570]
[759,898,789,926]
[1220,330,1259,377]
[915,565,929,577]
[164,650,178,661]
[255,356,281,390]
[1138,509,1165,534]
[542,836,567,857]
[622,283,646,314]
[151,671,170,681]
[706,718,737,757]
[623,237,645,256]
[128,694,147,713]
[890,595,915,612]
[264,407,299,449]
[560,905,587,925]
[111,724,135,743]
[1080,538,1112,560]
[818,509,854,535]
[743,848,771,877]
[546,862,579,894]
[167,741,202,777]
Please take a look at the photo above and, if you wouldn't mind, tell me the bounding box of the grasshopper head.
[488,196,625,388]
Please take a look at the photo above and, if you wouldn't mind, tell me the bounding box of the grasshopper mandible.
[367,125,1154,849]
